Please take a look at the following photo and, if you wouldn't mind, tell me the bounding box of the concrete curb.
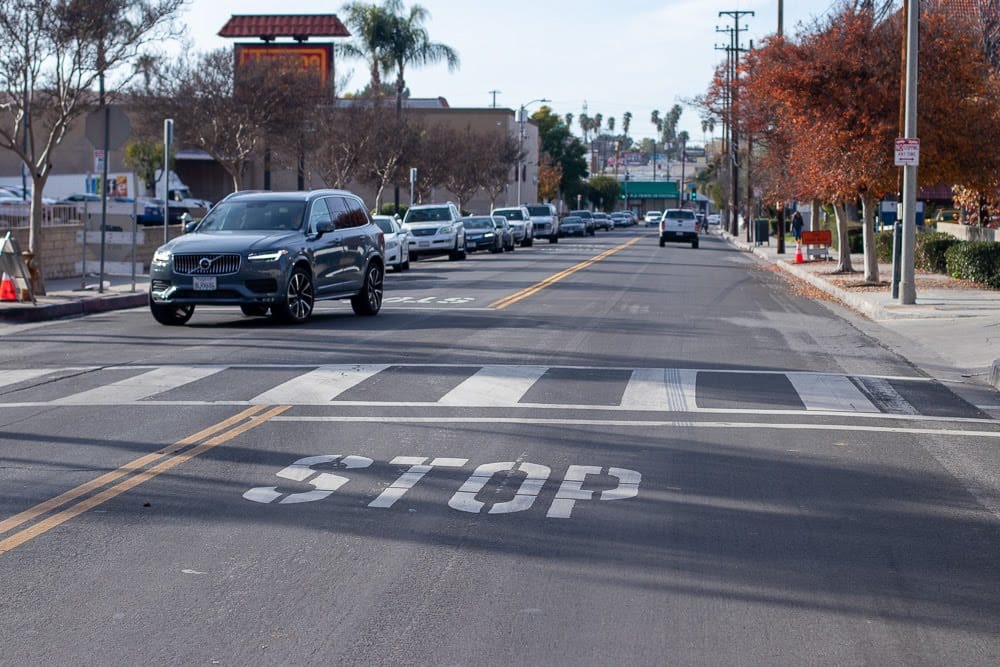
[991,360,1000,391]
[0,292,148,323]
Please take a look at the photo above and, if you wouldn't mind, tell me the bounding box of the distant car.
[593,212,614,231]
[491,206,534,247]
[610,212,630,227]
[558,215,588,237]
[0,185,55,205]
[372,214,410,271]
[463,215,504,253]
[566,210,596,236]
[148,189,385,325]
[525,203,559,243]
[707,213,721,226]
[403,202,466,261]
[492,215,516,251]
[659,208,699,249]
[644,211,662,226]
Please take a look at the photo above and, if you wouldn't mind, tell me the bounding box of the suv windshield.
[666,210,696,220]
[494,209,525,221]
[526,206,551,216]
[197,200,305,232]
[569,210,593,218]
[406,207,451,222]
[373,218,396,234]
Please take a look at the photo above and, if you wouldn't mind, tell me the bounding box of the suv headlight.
[248,249,288,262]
[437,225,454,235]
[152,249,172,264]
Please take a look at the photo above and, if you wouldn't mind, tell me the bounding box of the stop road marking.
[243,455,641,519]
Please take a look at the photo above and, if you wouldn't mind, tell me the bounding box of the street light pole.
[517,98,549,205]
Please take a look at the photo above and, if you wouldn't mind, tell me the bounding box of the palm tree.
[382,1,460,115]
[564,112,574,130]
[340,1,398,97]
[622,111,632,139]
[608,116,615,134]
[578,113,590,142]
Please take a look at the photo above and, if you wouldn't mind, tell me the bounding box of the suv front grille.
[173,254,241,275]
[410,228,437,237]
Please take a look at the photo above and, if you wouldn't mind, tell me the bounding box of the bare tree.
[410,121,456,203]
[309,102,378,189]
[361,111,419,210]
[446,127,520,213]
[0,0,183,292]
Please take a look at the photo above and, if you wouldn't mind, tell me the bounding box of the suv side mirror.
[315,220,335,236]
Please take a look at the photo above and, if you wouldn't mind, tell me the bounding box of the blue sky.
[173,0,841,144]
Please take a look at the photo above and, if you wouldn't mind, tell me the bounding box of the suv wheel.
[549,234,558,244]
[351,262,383,315]
[522,233,533,248]
[273,267,314,323]
[150,301,194,326]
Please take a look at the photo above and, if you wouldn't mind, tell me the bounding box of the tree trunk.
[809,198,821,231]
[861,192,879,283]
[834,200,854,273]
[28,178,47,295]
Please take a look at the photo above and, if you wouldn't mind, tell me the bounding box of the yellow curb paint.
[490,236,644,310]
[0,405,286,556]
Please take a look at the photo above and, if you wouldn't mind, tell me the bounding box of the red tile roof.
[931,0,981,21]
[218,15,350,39]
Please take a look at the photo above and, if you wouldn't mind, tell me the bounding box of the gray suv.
[149,189,385,325]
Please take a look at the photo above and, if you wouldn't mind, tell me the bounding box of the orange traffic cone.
[0,272,17,301]
[794,241,805,264]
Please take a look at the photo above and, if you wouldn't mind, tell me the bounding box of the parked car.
[644,210,662,226]
[566,210,596,235]
[492,215,516,251]
[403,202,466,261]
[593,212,614,231]
[707,213,721,227]
[610,212,630,228]
[491,206,534,247]
[148,189,385,325]
[372,214,410,271]
[463,215,504,253]
[525,203,559,243]
[659,208,699,249]
[558,215,588,237]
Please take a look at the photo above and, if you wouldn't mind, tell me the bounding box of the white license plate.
[418,241,430,248]
[192,276,217,291]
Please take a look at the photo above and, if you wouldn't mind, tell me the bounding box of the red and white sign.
[894,138,919,166]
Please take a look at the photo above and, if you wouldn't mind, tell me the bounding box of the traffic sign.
[85,105,130,150]
[894,138,919,166]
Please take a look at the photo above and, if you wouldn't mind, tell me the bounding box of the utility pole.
[899,0,919,304]
[489,90,501,108]
[718,10,753,237]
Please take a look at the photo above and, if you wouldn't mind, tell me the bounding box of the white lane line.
[787,373,879,413]
[271,415,1000,438]
[0,369,67,389]
[438,365,547,406]
[250,365,387,404]
[52,366,226,405]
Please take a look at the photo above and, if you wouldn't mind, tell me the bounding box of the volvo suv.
[403,202,466,261]
[148,189,385,325]
[525,203,559,243]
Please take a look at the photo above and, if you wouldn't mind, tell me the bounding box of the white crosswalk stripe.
[51,366,227,405]
[786,373,879,412]
[250,365,387,405]
[438,365,548,406]
[0,368,73,389]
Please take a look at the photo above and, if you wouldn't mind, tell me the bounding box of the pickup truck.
[659,209,699,249]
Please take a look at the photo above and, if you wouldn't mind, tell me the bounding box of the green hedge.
[945,241,1000,288]
[916,232,962,273]
[377,203,409,217]
[876,230,894,262]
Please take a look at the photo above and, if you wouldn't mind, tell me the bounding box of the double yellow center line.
[0,404,288,556]
[490,236,644,310]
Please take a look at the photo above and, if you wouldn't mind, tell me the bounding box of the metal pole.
[81,195,88,289]
[130,193,137,292]
[517,105,524,205]
[98,71,109,294]
[899,0,918,304]
[163,119,173,245]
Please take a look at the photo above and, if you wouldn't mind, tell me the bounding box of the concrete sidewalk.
[722,230,1000,391]
[0,274,148,324]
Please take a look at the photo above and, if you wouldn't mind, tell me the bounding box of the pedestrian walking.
[791,210,804,241]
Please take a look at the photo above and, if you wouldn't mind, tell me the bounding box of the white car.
[372,215,410,271]
[403,202,466,261]
[644,210,662,226]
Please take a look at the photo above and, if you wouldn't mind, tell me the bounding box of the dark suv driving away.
[148,189,385,325]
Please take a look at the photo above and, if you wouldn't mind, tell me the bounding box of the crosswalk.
[0,364,988,419]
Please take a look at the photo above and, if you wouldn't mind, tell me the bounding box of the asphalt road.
[2,228,999,666]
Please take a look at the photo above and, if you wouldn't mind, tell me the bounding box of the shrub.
[945,241,1000,288]
[916,232,962,273]
[876,230,894,262]
[377,203,408,218]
